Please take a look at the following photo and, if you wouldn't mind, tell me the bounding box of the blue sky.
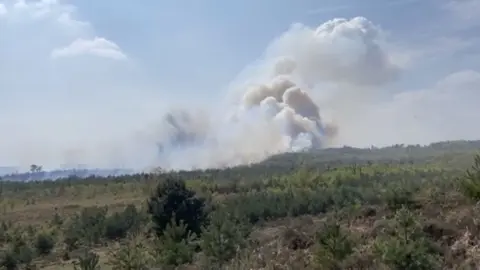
[1,0,480,169]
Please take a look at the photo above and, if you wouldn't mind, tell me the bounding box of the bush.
[107,234,151,270]
[64,206,108,247]
[458,154,480,201]
[35,232,55,255]
[10,235,34,266]
[313,220,355,269]
[152,219,196,267]
[72,250,100,270]
[384,185,416,211]
[374,207,441,270]
[104,204,144,240]
[147,177,208,238]
[0,250,18,270]
[201,210,251,264]
[0,234,34,270]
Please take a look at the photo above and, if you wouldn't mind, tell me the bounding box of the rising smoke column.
[152,17,400,170]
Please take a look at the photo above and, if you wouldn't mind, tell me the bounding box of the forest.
[1,140,480,269]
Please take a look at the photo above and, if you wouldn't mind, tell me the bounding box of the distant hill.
[1,140,480,181]
[259,140,480,169]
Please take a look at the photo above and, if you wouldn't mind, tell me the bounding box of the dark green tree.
[35,232,55,255]
[458,154,480,201]
[147,177,208,238]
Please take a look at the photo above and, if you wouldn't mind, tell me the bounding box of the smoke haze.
[1,1,480,171]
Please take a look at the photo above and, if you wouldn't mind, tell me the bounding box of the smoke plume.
[151,17,399,170]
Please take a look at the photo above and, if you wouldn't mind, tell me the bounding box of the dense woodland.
[1,140,480,269]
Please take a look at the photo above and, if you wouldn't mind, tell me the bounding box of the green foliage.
[385,186,416,211]
[62,204,146,251]
[201,210,252,264]
[104,204,144,240]
[152,219,196,267]
[313,220,355,269]
[147,177,208,238]
[51,212,63,227]
[10,234,34,266]
[0,250,18,270]
[107,234,151,270]
[374,207,441,270]
[458,154,480,201]
[0,233,34,270]
[72,250,100,270]
[64,206,108,247]
[34,232,55,255]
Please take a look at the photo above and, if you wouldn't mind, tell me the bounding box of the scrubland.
[2,141,480,269]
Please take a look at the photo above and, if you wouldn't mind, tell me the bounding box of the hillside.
[1,140,480,269]
[3,139,479,182]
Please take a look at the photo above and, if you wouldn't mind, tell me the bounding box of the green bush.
[147,177,208,238]
[152,219,196,267]
[104,204,144,240]
[72,250,100,270]
[64,206,108,247]
[384,184,416,211]
[0,250,18,270]
[458,154,480,201]
[35,232,55,255]
[10,235,34,266]
[374,207,441,270]
[107,234,151,270]
[313,220,355,269]
[201,210,251,264]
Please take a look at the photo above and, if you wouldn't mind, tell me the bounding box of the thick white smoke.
[151,17,400,170]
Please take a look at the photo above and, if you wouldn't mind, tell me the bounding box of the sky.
[1,0,480,170]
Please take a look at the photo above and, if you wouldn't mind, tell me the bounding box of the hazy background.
[1,0,480,171]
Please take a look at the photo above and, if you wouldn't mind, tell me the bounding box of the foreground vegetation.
[2,141,480,269]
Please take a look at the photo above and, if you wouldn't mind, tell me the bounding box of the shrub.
[107,233,151,270]
[10,235,34,266]
[72,250,100,270]
[201,210,251,264]
[313,220,355,269]
[152,219,196,267]
[0,250,18,270]
[64,206,108,247]
[147,177,208,238]
[104,204,144,240]
[35,232,55,255]
[458,154,480,201]
[374,207,441,270]
[384,185,416,211]
[0,235,34,270]
[51,212,63,227]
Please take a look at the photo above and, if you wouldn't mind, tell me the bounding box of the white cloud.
[52,37,127,60]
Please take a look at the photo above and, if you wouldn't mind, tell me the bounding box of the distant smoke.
[151,17,399,170]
